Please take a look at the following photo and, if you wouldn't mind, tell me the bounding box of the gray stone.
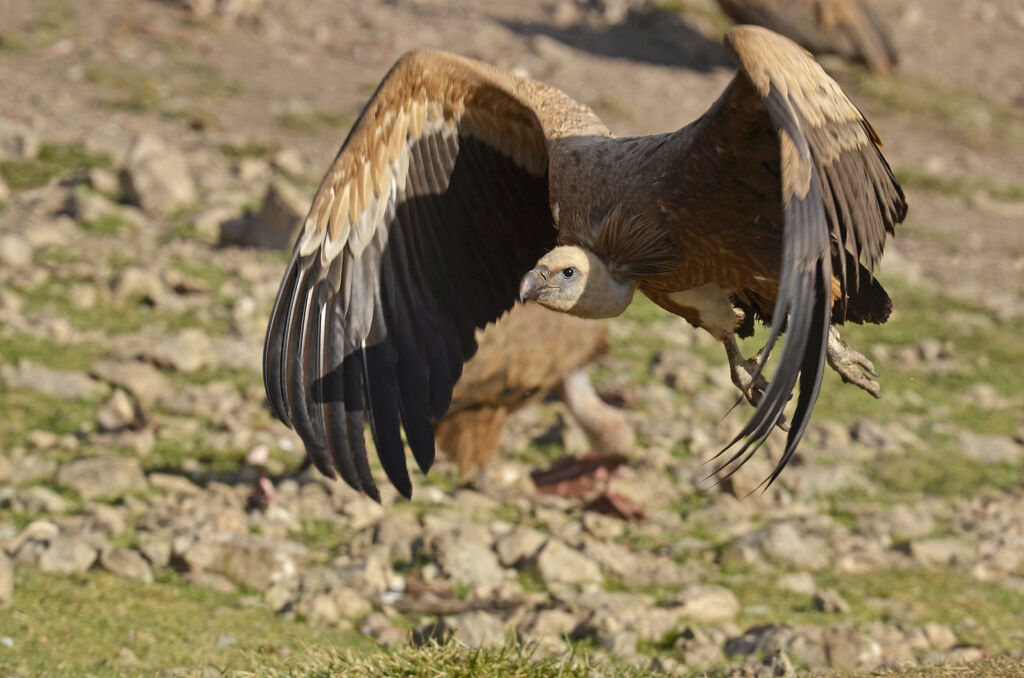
[101,548,153,583]
[0,234,32,267]
[1,450,56,485]
[527,608,579,638]
[581,512,625,540]
[0,116,39,159]
[495,526,546,567]
[433,525,505,594]
[90,360,171,407]
[80,503,127,537]
[883,504,936,540]
[178,532,307,591]
[97,390,142,432]
[330,586,373,619]
[668,584,740,624]
[119,133,197,215]
[39,536,98,574]
[958,432,1022,464]
[65,189,116,224]
[597,630,639,659]
[0,551,12,605]
[298,592,345,626]
[535,539,603,587]
[111,267,169,306]
[272,148,308,176]
[138,536,172,568]
[219,180,307,249]
[148,473,201,495]
[142,329,213,374]
[56,457,147,500]
[907,538,972,566]
[446,610,507,649]
[813,588,851,614]
[86,167,120,195]
[185,570,238,593]
[67,283,97,311]
[776,572,816,595]
[14,486,69,514]
[3,359,107,400]
[823,625,882,670]
[757,522,830,570]
[373,512,422,565]
[922,622,957,650]
[4,520,60,562]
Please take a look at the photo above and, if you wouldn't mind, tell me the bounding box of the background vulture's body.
[263,26,906,500]
[716,0,899,73]
[437,304,632,483]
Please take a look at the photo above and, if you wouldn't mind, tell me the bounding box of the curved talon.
[826,328,881,397]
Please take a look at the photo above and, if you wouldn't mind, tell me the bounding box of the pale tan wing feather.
[264,51,603,500]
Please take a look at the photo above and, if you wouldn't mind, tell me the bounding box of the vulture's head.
[519,246,635,319]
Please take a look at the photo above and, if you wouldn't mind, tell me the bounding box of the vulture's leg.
[561,369,634,456]
[826,327,881,398]
[723,335,770,406]
[722,336,790,430]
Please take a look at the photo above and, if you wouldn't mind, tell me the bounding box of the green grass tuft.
[0,142,111,191]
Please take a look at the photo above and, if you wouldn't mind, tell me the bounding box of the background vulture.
[263,25,907,501]
[436,304,633,484]
[716,0,899,73]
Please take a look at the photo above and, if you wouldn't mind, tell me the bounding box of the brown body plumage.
[717,0,898,73]
[437,303,630,483]
[263,26,906,500]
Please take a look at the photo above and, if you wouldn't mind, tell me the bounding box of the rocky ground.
[1,0,1024,676]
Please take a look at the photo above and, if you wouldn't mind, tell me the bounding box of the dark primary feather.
[264,93,555,499]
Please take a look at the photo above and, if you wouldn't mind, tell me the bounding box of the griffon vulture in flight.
[264,26,907,501]
[716,0,898,73]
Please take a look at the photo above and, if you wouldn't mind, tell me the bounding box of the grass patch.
[80,211,131,237]
[0,142,111,191]
[0,0,74,52]
[0,570,368,678]
[726,566,1024,652]
[234,641,661,678]
[852,71,1024,149]
[85,64,166,111]
[220,140,281,161]
[0,391,96,449]
[276,110,354,135]
[894,166,1024,203]
[10,278,233,337]
[0,332,104,371]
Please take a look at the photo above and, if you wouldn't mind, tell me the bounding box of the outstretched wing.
[693,25,906,482]
[717,0,898,73]
[263,51,561,500]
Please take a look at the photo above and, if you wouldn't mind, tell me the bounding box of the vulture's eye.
[561,267,576,280]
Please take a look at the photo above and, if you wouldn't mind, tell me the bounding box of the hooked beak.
[518,265,549,303]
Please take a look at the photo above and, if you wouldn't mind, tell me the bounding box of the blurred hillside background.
[0,0,1023,676]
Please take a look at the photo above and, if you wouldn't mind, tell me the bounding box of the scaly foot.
[826,327,881,398]
[722,336,789,430]
[723,336,769,406]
